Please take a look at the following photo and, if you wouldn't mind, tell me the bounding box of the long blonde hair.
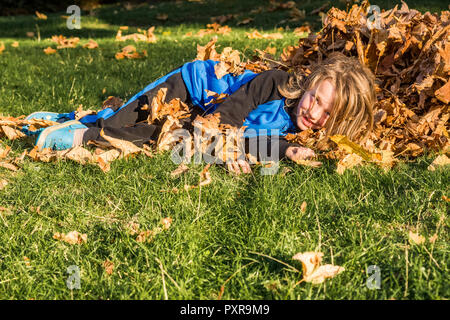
[279,52,376,142]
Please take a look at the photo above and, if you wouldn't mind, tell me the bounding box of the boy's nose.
[308,103,322,123]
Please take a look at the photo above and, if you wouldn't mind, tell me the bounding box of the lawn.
[0,0,448,300]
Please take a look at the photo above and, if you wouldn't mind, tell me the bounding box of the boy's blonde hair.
[279,52,376,142]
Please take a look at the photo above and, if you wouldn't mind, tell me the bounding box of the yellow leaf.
[329,135,377,161]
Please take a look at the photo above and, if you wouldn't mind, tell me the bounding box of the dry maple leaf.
[292,251,345,284]
[53,231,87,245]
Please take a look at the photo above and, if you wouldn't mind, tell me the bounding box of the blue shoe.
[35,120,87,151]
[22,112,72,136]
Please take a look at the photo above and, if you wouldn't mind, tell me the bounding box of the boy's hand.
[227,159,252,175]
[285,146,316,162]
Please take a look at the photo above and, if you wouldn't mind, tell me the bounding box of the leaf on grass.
[427,154,450,171]
[103,260,114,275]
[0,179,8,190]
[51,35,80,49]
[428,234,438,244]
[161,217,173,230]
[330,135,378,161]
[53,231,87,245]
[408,231,425,245]
[1,126,26,140]
[11,41,19,48]
[336,153,364,174]
[292,251,345,284]
[170,163,189,178]
[35,11,47,20]
[0,161,19,172]
[294,159,323,168]
[43,47,56,55]
[300,201,307,213]
[82,39,99,49]
[64,146,93,165]
[0,145,11,159]
[0,42,5,54]
[115,45,147,60]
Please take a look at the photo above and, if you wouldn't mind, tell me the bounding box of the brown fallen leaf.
[292,251,345,284]
[0,179,8,190]
[99,129,143,158]
[427,154,450,171]
[408,231,425,245]
[1,126,26,140]
[103,260,114,275]
[35,11,47,20]
[82,39,99,49]
[300,201,307,213]
[170,163,189,178]
[336,153,364,174]
[43,47,57,55]
[428,234,438,244]
[161,217,173,230]
[294,159,323,168]
[64,146,93,165]
[0,162,19,172]
[53,231,87,245]
[0,145,11,159]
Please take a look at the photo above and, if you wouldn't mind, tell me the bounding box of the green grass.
[0,0,448,300]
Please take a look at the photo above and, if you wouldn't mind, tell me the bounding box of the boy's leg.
[82,123,162,148]
[90,72,190,129]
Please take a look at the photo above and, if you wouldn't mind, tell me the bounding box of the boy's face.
[295,79,335,131]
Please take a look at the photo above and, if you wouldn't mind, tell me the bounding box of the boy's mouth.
[301,115,314,128]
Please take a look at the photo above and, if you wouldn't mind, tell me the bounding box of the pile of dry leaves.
[274,0,449,162]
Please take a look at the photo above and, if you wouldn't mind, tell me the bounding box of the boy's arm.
[213,69,290,127]
[244,135,302,161]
